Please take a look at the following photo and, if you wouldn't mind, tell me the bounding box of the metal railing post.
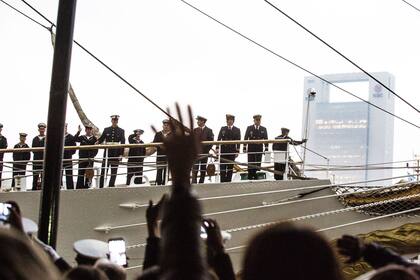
[284,143,289,180]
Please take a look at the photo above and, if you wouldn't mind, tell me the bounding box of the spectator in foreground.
[95,258,127,280]
[337,234,417,269]
[242,223,343,280]
[64,265,109,280]
[370,264,420,280]
[0,228,60,280]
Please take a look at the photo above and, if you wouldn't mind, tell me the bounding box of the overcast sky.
[1,0,420,181]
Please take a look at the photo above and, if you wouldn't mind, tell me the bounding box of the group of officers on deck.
[0,114,306,190]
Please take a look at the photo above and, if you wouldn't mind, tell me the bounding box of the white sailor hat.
[253,114,262,120]
[19,133,28,137]
[73,239,109,260]
[110,115,120,120]
[196,115,207,122]
[22,217,38,235]
[38,123,47,128]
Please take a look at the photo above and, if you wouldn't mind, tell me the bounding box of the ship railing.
[0,139,322,190]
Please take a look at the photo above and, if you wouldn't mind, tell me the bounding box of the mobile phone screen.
[0,203,11,222]
[108,238,127,267]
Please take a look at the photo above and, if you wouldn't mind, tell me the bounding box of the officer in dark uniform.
[216,114,241,182]
[149,119,171,185]
[12,133,31,188]
[97,115,125,188]
[62,124,81,189]
[32,123,46,190]
[0,123,8,188]
[192,116,214,184]
[126,129,145,185]
[273,127,306,180]
[75,124,98,189]
[243,115,268,180]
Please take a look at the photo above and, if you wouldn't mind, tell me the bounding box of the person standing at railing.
[32,123,46,190]
[62,124,81,190]
[11,133,30,188]
[96,115,126,188]
[273,128,306,180]
[216,114,241,182]
[126,129,145,185]
[75,124,98,189]
[147,119,171,185]
[0,123,7,188]
[192,116,214,184]
[244,115,268,180]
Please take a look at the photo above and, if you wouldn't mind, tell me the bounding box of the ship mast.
[38,0,78,248]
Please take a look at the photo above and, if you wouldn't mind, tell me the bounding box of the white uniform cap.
[73,239,109,259]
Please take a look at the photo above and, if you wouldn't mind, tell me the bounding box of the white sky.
[1,0,420,180]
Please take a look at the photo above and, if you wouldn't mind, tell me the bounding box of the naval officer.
[0,123,7,188]
[32,123,46,190]
[216,114,241,182]
[97,115,125,187]
[12,133,31,188]
[192,116,214,184]
[75,124,98,189]
[126,129,145,185]
[243,114,268,180]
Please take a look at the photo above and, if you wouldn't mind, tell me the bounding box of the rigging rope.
[179,0,420,129]
[401,0,420,13]
[15,0,174,121]
[265,0,420,115]
[1,0,419,130]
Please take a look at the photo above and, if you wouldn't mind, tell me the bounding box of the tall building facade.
[302,72,395,184]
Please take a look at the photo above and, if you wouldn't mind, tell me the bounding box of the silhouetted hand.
[202,218,224,255]
[8,206,24,234]
[146,194,167,238]
[152,103,200,188]
[337,234,366,263]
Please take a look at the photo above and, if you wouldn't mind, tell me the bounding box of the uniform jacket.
[193,126,214,154]
[217,126,241,154]
[75,134,98,159]
[97,126,125,157]
[13,143,30,162]
[63,133,77,159]
[32,135,46,161]
[128,134,145,162]
[0,135,7,159]
[244,125,268,152]
[153,131,170,162]
[273,135,304,151]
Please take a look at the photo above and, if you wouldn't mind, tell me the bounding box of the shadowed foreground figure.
[138,104,212,280]
[242,223,343,280]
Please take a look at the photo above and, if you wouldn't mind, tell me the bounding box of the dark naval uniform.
[152,131,170,185]
[62,132,78,189]
[126,132,145,185]
[0,132,8,188]
[97,126,125,187]
[244,125,268,180]
[192,126,214,184]
[273,133,305,180]
[12,142,30,187]
[217,126,241,182]
[32,135,46,190]
[75,133,98,189]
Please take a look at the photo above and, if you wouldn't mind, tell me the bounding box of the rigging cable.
[0,0,49,30]
[14,0,174,120]
[401,0,420,13]
[2,0,420,129]
[179,0,420,130]
[265,0,420,114]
